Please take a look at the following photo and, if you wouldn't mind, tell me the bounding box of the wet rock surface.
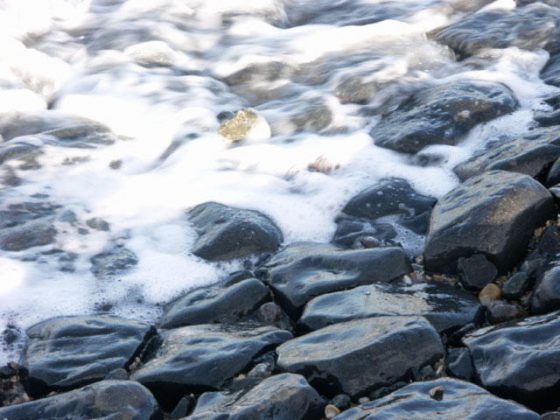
[159,277,270,329]
[340,178,436,235]
[463,311,560,411]
[370,81,518,154]
[24,315,153,394]
[531,266,560,314]
[424,170,556,273]
[188,373,325,420]
[131,324,292,408]
[454,135,560,182]
[334,378,540,419]
[0,380,160,420]
[187,202,283,261]
[299,281,481,334]
[432,3,560,58]
[259,242,411,317]
[90,246,138,278]
[542,53,560,87]
[277,316,444,398]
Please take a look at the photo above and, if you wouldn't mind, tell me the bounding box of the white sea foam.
[0,0,555,364]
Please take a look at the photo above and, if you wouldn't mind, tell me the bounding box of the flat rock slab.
[0,380,159,420]
[340,177,436,235]
[131,324,292,403]
[187,202,283,261]
[370,81,518,154]
[334,378,539,420]
[432,3,560,58]
[463,310,560,411]
[277,316,444,398]
[259,242,411,317]
[300,281,481,334]
[159,277,270,329]
[188,373,325,420]
[424,170,555,273]
[454,135,560,182]
[25,315,153,392]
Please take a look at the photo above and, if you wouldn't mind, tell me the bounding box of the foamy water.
[0,0,557,364]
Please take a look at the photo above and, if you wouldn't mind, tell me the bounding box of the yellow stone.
[479,283,501,305]
[218,108,259,141]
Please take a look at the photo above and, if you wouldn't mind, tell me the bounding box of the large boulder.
[188,373,324,420]
[276,316,444,398]
[531,265,560,314]
[334,378,539,419]
[130,324,291,408]
[187,202,283,261]
[370,81,518,154]
[463,310,560,411]
[432,3,560,58]
[159,278,270,329]
[424,170,556,273]
[299,281,481,334]
[454,134,560,182]
[24,315,153,394]
[259,243,411,317]
[0,380,160,420]
[542,52,560,87]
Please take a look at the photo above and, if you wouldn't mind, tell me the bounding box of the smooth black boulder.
[463,310,560,411]
[276,316,444,398]
[259,242,411,317]
[24,315,153,393]
[131,324,291,408]
[299,281,481,334]
[159,278,270,329]
[334,378,540,419]
[531,266,560,314]
[424,170,556,273]
[341,178,436,234]
[370,81,518,154]
[454,136,560,182]
[502,272,532,300]
[188,373,324,420]
[0,380,160,420]
[432,3,560,58]
[187,202,283,261]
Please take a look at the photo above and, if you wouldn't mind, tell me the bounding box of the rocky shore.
[2,0,560,419]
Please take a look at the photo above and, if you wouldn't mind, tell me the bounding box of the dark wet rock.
[255,302,292,330]
[259,243,411,317]
[86,217,110,231]
[159,278,270,329]
[332,217,397,249]
[0,217,56,251]
[535,109,560,127]
[104,368,129,380]
[487,301,527,323]
[90,246,138,278]
[0,363,29,407]
[299,281,481,334]
[446,348,474,381]
[457,254,498,290]
[464,310,560,411]
[0,380,159,420]
[424,170,556,273]
[551,185,560,202]
[542,412,560,420]
[331,394,352,411]
[370,81,518,154]
[0,112,116,148]
[454,136,560,182]
[531,266,560,314]
[341,178,436,235]
[24,315,152,394]
[547,158,560,187]
[542,53,560,87]
[267,97,333,135]
[277,316,444,398]
[170,396,192,419]
[334,378,540,419]
[131,324,291,409]
[0,138,43,165]
[432,3,560,58]
[188,373,324,420]
[0,202,61,230]
[188,202,283,261]
[503,272,532,300]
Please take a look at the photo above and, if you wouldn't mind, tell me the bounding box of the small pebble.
[358,397,370,404]
[325,404,341,419]
[429,385,444,401]
[479,283,501,305]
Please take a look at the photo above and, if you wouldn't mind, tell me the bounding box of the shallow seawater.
[0,0,557,363]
